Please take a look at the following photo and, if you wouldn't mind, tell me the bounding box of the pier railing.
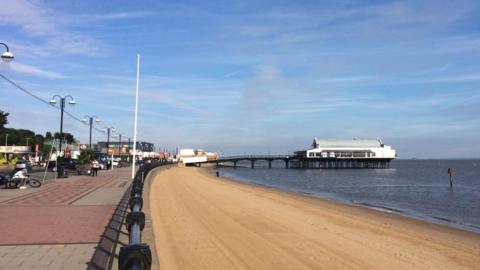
[119,161,171,270]
[217,155,291,160]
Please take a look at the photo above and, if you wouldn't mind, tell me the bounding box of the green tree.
[0,110,9,128]
[53,132,76,144]
[77,149,94,165]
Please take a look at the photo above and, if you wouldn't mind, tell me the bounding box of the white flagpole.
[131,54,140,179]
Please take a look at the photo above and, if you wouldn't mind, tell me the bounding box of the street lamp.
[127,137,131,161]
[0,43,14,62]
[117,133,124,157]
[49,95,75,156]
[82,115,101,150]
[103,127,116,154]
[50,95,75,178]
[4,133,8,159]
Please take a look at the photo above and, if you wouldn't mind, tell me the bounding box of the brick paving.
[0,205,114,245]
[0,244,96,270]
[3,175,120,205]
[0,168,132,269]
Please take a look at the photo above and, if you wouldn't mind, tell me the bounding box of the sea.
[218,159,480,233]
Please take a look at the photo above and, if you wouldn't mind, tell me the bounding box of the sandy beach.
[149,167,480,270]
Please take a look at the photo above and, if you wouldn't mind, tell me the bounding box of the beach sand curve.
[149,167,480,270]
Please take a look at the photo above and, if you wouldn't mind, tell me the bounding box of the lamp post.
[25,137,30,155]
[127,137,131,162]
[104,127,116,154]
[82,115,101,150]
[49,95,75,156]
[0,43,14,62]
[49,95,75,178]
[4,134,8,159]
[118,133,123,157]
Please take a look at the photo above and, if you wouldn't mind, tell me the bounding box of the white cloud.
[2,62,65,79]
[0,0,95,55]
[0,0,55,35]
[316,75,379,84]
[0,1,138,56]
[255,65,280,82]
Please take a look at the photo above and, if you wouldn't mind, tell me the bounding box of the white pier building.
[293,138,396,169]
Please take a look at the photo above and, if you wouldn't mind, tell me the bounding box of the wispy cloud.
[2,62,65,79]
[0,1,145,56]
[316,75,379,84]
[0,0,95,55]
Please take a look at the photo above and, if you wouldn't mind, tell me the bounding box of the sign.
[0,146,31,153]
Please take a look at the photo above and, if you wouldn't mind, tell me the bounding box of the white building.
[298,138,396,160]
[178,148,217,165]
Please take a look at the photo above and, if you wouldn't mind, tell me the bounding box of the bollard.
[119,243,152,270]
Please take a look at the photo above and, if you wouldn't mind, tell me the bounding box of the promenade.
[0,168,132,270]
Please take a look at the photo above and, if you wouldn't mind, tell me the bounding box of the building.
[178,148,218,166]
[96,141,155,156]
[293,138,396,169]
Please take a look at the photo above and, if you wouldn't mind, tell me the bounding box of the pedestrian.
[448,167,454,188]
[91,159,100,176]
[216,170,220,177]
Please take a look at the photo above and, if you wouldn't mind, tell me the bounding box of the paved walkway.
[0,168,132,270]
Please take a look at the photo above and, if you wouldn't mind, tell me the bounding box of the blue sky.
[0,0,479,158]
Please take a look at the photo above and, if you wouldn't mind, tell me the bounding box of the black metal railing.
[119,161,171,270]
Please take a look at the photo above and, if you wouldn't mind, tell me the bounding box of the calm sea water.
[218,159,480,233]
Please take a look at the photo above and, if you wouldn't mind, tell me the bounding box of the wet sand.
[149,167,480,270]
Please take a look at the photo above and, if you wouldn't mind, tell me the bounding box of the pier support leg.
[268,160,272,169]
[233,161,237,169]
[251,160,254,169]
[285,160,289,169]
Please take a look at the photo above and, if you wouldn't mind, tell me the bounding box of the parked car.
[15,160,32,172]
[94,152,109,170]
[46,159,78,172]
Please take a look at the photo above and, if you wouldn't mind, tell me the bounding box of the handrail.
[119,160,172,270]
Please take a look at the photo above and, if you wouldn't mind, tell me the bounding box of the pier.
[208,155,392,169]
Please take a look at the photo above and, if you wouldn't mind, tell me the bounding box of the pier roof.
[313,138,382,148]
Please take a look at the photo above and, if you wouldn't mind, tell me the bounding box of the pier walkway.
[208,155,292,168]
[208,155,392,169]
[0,168,133,270]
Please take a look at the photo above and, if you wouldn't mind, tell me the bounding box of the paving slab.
[0,205,115,245]
[73,186,128,205]
[0,244,96,270]
[0,167,133,269]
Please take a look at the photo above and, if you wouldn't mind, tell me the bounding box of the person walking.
[91,159,100,176]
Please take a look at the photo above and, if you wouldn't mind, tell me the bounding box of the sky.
[0,0,479,158]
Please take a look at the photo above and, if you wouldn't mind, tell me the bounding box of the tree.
[77,149,94,165]
[53,132,76,144]
[0,110,9,128]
